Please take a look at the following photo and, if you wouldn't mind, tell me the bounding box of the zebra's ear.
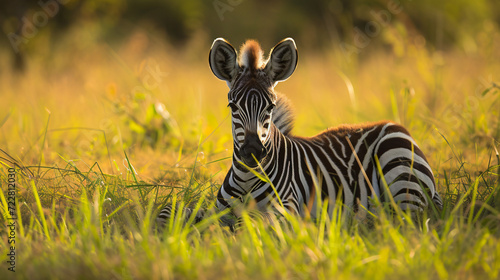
[265,38,298,84]
[209,38,238,83]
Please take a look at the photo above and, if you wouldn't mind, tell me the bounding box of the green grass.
[1,154,499,279]
[1,25,500,279]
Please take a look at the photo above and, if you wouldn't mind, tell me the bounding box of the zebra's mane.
[238,40,264,69]
[273,93,294,135]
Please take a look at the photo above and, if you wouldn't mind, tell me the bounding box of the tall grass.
[0,150,499,279]
[1,26,500,279]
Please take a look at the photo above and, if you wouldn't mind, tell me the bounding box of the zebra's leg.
[233,209,281,231]
[156,204,206,229]
[156,204,238,232]
[216,211,237,231]
[239,200,297,230]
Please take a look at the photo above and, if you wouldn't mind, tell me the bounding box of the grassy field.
[1,24,500,279]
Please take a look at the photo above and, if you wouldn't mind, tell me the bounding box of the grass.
[1,25,500,279]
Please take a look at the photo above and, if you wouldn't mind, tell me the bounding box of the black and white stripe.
[157,38,442,227]
[218,121,443,219]
[156,204,205,228]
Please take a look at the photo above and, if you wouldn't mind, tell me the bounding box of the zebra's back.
[284,121,442,216]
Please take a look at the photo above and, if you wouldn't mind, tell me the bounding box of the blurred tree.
[1,0,499,70]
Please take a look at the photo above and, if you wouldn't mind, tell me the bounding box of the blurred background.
[2,0,500,67]
[0,0,499,178]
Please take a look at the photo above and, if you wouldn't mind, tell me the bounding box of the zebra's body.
[219,116,442,219]
[157,38,442,227]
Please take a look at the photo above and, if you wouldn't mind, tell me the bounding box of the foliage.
[2,0,500,59]
[108,82,179,149]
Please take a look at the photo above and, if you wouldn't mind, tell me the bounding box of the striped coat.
[210,37,442,220]
[157,37,442,227]
[218,118,442,219]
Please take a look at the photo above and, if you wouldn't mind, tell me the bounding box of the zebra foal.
[157,38,442,227]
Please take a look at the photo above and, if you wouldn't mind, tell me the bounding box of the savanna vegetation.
[1,0,500,279]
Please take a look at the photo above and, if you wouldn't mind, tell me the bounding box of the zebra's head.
[209,38,298,168]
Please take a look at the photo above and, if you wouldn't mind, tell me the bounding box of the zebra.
[157,37,442,228]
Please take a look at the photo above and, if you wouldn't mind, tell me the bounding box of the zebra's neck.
[231,124,284,191]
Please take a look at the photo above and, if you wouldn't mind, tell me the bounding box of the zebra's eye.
[266,104,276,113]
[228,103,239,112]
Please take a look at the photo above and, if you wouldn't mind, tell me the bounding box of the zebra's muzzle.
[239,134,267,167]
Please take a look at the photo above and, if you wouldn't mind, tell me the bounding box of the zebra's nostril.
[240,133,266,163]
[244,147,259,157]
[241,143,265,161]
